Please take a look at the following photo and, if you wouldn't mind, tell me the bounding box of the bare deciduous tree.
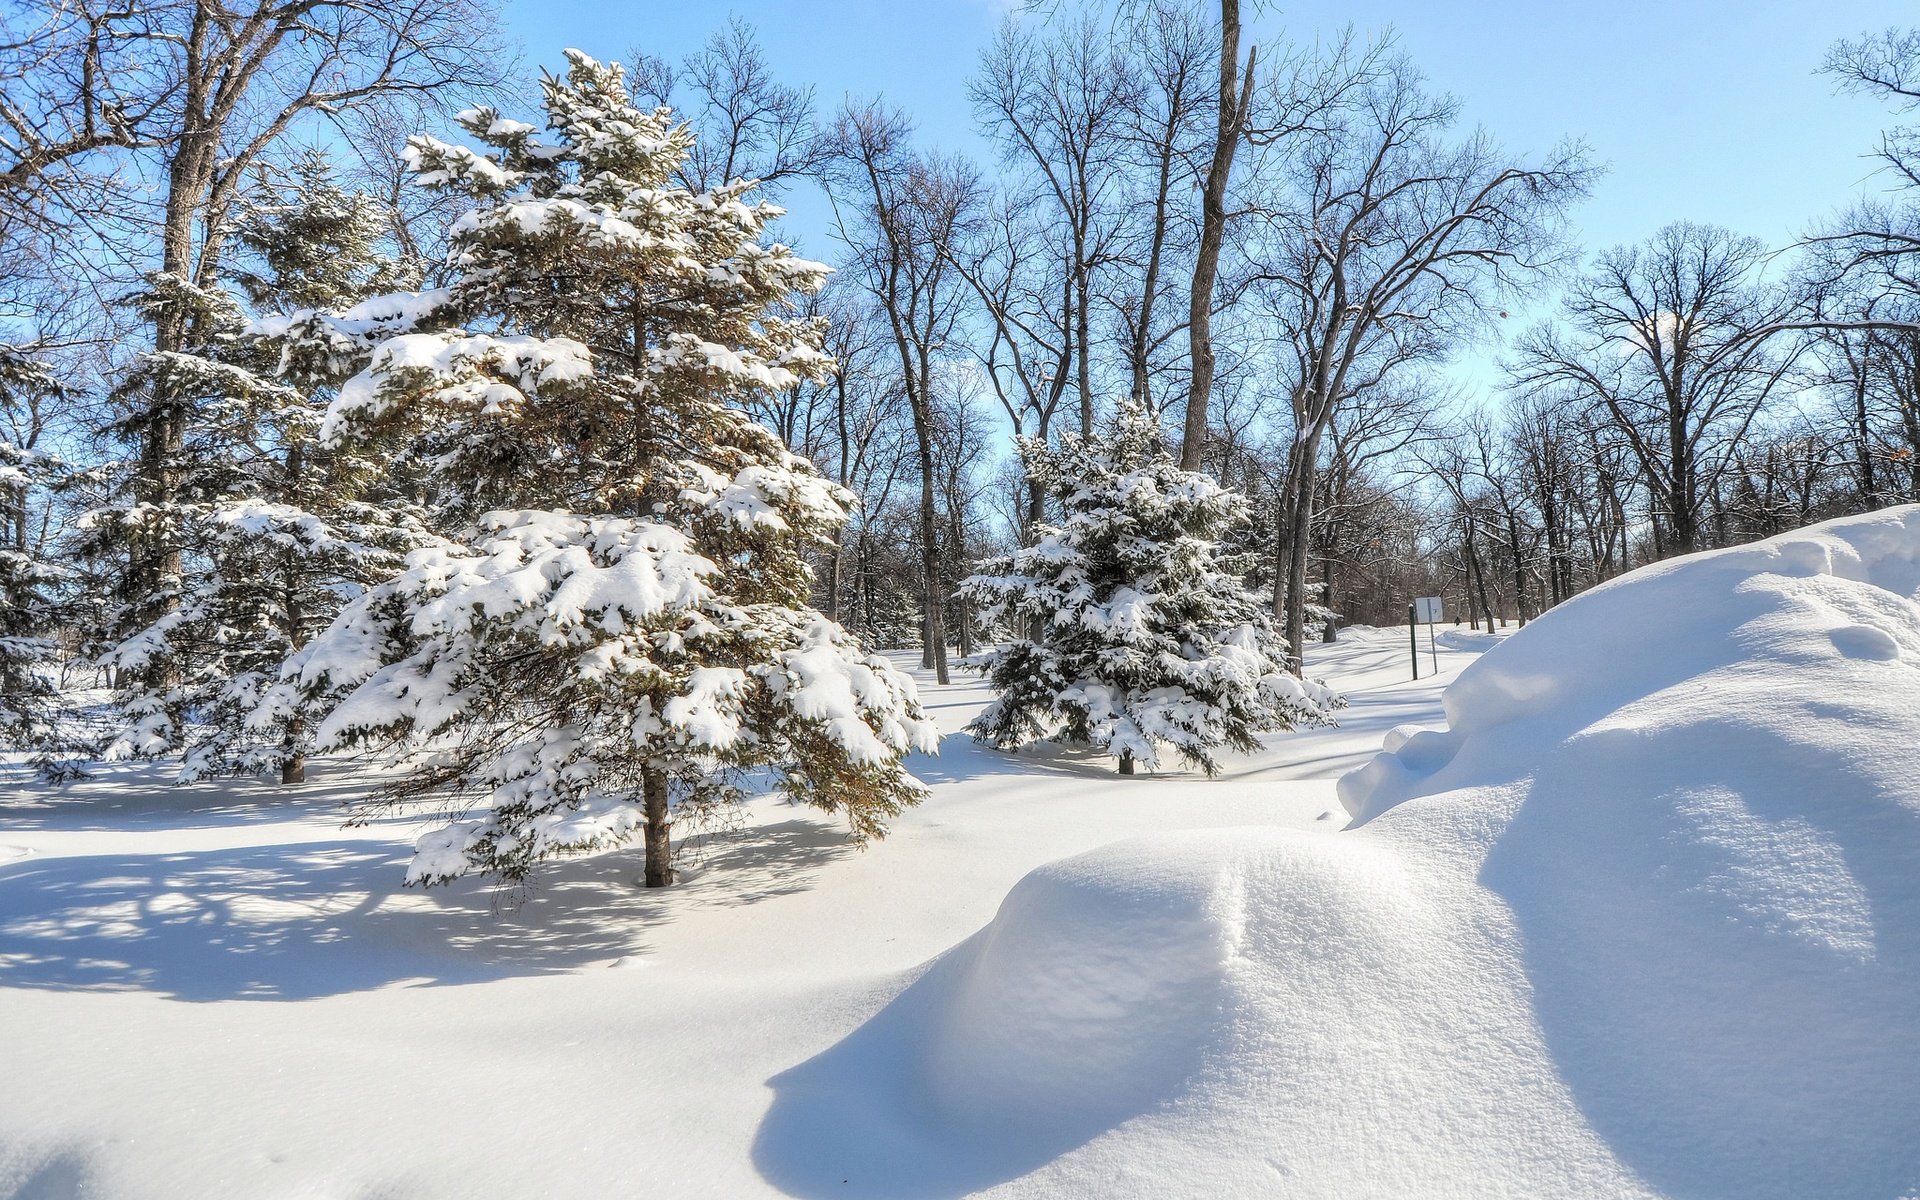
[1110,0,1210,415]
[631,18,825,196]
[824,101,981,684]
[971,12,1134,438]
[1516,222,1800,557]
[1243,43,1585,665]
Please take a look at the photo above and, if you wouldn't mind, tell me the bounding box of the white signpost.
[1410,596,1443,678]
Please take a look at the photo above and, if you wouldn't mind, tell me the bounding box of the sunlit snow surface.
[763,506,1920,1200]
[5,511,1918,1199]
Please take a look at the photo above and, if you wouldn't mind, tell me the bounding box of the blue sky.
[498,0,1916,385]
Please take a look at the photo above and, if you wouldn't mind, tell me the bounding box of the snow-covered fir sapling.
[285,51,938,889]
[964,405,1341,775]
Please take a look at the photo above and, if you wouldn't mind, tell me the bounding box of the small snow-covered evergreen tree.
[965,405,1341,775]
[85,156,427,781]
[288,51,937,888]
[0,349,65,757]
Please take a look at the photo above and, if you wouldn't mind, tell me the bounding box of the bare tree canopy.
[1515,222,1801,556]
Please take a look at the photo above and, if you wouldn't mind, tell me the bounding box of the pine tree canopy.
[283,51,937,886]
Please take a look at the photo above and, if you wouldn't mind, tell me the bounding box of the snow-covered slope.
[762,507,1920,1199]
[12,507,1915,1198]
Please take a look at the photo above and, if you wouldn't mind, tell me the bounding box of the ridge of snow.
[765,505,1920,1199]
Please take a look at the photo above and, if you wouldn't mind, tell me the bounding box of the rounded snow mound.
[1328,505,1920,1198]
[759,507,1920,1200]
[759,826,1643,1198]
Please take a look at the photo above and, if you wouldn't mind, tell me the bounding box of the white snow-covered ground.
[0,624,1478,1200]
[11,499,1920,1200]
[772,509,1920,1200]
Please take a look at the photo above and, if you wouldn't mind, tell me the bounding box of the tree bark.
[1179,0,1253,470]
[1283,480,1313,672]
[1128,113,1177,409]
[642,765,674,888]
[1851,355,1877,501]
[1277,433,1319,675]
[915,420,950,683]
[1466,525,1495,634]
[1321,554,1338,643]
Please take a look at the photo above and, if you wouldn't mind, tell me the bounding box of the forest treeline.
[5,0,1920,774]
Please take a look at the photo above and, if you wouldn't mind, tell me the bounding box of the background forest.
[6,0,1920,772]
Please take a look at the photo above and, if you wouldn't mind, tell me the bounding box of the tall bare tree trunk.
[1465,524,1495,634]
[1851,358,1877,501]
[915,418,950,683]
[1321,555,1338,643]
[1179,0,1254,470]
[1129,139,1175,409]
[1270,499,1287,619]
[131,44,220,700]
[1075,268,1095,437]
[1282,474,1314,673]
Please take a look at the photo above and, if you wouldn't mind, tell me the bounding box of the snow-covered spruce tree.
[0,349,66,758]
[84,157,428,782]
[287,51,937,889]
[964,405,1341,775]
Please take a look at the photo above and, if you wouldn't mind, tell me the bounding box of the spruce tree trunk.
[642,765,673,888]
[280,708,306,785]
[1119,750,1135,776]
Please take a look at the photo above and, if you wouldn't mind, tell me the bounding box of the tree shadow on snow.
[751,935,1193,1200]
[5,1149,93,1200]
[904,736,1122,787]
[1481,718,1920,1200]
[0,759,404,832]
[0,818,855,1002]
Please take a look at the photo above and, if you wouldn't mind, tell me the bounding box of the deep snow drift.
[765,507,1920,1199]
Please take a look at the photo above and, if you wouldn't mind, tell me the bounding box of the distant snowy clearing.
[7,508,1919,1197]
